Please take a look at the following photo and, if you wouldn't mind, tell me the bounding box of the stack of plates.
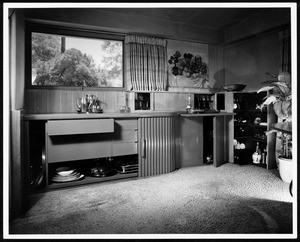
[114,159,139,174]
[52,166,84,183]
[117,164,138,174]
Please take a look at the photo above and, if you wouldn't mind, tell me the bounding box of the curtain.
[125,35,168,91]
[279,29,291,73]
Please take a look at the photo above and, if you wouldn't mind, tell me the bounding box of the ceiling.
[103,8,265,32]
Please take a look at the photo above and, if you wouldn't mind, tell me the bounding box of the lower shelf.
[48,172,138,190]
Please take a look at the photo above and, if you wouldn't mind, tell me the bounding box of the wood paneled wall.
[24,8,223,44]
[224,31,280,92]
[10,110,23,221]
[225,8,290,44]
[25,89,126,113]
[25,89,197,113]
[10,9,25,111]
[154,92,189,111]
[208,45,225,88]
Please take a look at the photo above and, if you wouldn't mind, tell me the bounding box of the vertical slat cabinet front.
[138,117,175,177]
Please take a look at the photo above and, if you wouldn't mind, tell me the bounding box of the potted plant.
[257,71,292,121]
[257,71,292,183]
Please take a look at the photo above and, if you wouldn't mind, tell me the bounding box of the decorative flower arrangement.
[168,51,208,80]
[168,51,181,76]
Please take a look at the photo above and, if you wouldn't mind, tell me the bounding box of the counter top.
[23,112,177,120]
[180,112,234,117]
[23,111,234,120]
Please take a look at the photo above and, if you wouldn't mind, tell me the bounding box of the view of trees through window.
[31,32,123,87]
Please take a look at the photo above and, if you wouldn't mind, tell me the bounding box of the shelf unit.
[24,118,140,191]
[233,92,276,169]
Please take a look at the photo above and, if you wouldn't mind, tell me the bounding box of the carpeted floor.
[9,163,294,238]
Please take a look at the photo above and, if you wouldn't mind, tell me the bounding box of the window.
[27,24,124,88]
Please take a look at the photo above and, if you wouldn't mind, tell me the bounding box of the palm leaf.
[257,86,275,93]
[262,80,279,84]
[262,93,281,101]
[261,96,278,106]
[265,72,278,78]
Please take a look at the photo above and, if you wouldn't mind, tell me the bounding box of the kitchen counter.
[22,111,178,120]
[23,111,233,120]
[179,112,234,117]
[23,111,234,120]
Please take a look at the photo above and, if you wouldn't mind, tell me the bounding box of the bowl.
[221,84,246,92]
[56,167,75,176]
[91,166,114,177]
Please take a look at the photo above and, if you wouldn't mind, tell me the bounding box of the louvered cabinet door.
[138,117,176,177]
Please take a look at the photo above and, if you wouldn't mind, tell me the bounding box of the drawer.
[47,119,114,136]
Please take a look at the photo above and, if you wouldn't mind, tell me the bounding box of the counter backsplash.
[25,89,227,114]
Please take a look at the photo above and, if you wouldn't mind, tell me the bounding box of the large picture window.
[28,25,124,88]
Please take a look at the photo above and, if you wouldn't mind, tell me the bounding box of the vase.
[277,155,292,183]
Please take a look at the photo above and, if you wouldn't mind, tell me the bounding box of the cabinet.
[138,117,176,177]
[179,113,234,168]
[233,92,276,169]
[25,118,140,191]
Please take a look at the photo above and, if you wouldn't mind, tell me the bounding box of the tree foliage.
[101,41,123,79]
[32,33,122,87]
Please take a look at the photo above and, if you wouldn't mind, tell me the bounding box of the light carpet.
[9,163,294,237]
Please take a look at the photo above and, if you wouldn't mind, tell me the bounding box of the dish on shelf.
[221,84,246,92]
[56,166,75,176]
[90,166,117,177]
[52,171,85,183]
[116,164,139,174]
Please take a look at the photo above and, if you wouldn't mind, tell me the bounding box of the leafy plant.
[257,72,292,121]
[258,71,292,159]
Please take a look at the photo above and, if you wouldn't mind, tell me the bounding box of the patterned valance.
[125,35,168,91]
[125,35,167,47]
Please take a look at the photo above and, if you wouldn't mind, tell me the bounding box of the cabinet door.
[214,115,234,167]
[179,117,204,167]
[138,117,176,177]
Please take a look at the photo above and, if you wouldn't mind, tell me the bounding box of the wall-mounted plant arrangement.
[168,51,209,88]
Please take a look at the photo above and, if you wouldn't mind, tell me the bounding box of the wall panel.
[24,89,126,114]
[224,31,280,92]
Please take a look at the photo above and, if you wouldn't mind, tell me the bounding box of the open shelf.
[233,92,269,166]
[48,172,138,190]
